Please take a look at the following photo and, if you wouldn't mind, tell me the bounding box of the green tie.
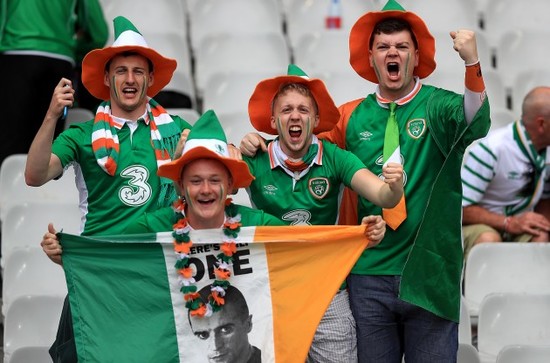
[383,102,399,163]
[382,102,407,230]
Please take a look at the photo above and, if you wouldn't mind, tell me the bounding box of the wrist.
[503,216,511,233]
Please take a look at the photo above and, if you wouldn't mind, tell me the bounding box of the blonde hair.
[271,83,319,115]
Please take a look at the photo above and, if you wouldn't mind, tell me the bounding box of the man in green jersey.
[319,2,490,362]
[26,16,192,236]
[241,1,491,361]
[31,16,192,362]
[241,64,403,362]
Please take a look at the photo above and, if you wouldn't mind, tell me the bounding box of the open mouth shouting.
[387,62,400,81]
[122,86,138,97]
[289,125,303,141]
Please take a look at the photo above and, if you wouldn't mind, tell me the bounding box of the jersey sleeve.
[124,207,175,233]
[261,212,285,226]
[461,139,497,207]
[52,121,93,168]
[75,0,109,62]
[237,205,284,226]
[426,88,490,155]
[124,215,154,234]
[324,141,366,187]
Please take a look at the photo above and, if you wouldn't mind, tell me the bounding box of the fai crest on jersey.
[308,177,329,199]
[406,118,426,139]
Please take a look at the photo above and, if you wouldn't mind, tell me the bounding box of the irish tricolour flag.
[60,225,368,362]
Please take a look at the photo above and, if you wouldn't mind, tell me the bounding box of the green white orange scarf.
[92,98,181,206]
[269,135,323,179]
[509,119,547,215]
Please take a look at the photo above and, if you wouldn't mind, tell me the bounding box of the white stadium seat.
[0,154,79,222]
[496,344,550,363]
[1,202,81,268]
[477,293,550,363]
[458,343,481,363]
[202,72,277,116]
[464,243,550,320]
[2,248,68,316]
[195,33,290,96]
[64,107,94,130]
[293,31,354,78]
[8,346,52,363]
[188,0,283,52]
[3,295,65,363]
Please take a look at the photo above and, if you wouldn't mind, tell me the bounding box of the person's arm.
[124,207,176,234]
[450,29,485,124]
[262,212,285,226]
[463,205,550,237]
[350,162,403,209]
[75,0,109,62]
[124,217,154,234]
[41,223,63,265]
[463,205,505,229]
[25,79,74,186]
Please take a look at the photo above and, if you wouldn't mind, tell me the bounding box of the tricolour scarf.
[269,136,322,180]
[508,119,547,215]
[91,98,181,207]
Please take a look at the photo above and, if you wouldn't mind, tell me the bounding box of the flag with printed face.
[60,225,368,363]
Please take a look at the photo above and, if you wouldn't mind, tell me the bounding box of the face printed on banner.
[189,286,255,363]
[270,87,320,159]
[180,159,233,229]
[369,29,419,99]
[104,53,153,116]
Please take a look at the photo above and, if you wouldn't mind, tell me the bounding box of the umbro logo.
[359,130,373,141]
[508,171,521,180]
[263,185,278,195]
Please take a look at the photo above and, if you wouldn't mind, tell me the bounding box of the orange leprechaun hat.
[82,16,177,100]
[248,64,340,135]
[349,0,436,83]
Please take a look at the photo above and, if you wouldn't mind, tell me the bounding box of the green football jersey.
[345,86,482,275]
[52,116,191,236]
[244,139,365,226]
[335,84,491,321]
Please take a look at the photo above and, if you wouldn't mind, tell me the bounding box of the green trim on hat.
[382,0,405,11]
[113,16,142,39]
[187,109,228,144]
[287,64,308,77]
